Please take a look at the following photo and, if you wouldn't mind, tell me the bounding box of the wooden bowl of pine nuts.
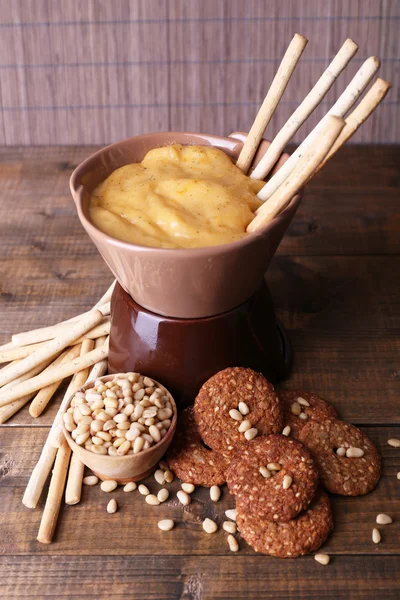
[62,372,177,483]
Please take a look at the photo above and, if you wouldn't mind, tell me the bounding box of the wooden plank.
[0,426,398,556]
[0,554,399,600]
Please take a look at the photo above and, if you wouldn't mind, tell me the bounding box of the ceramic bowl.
[62,373,177,483]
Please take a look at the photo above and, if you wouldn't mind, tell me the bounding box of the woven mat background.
[0,0,398,145]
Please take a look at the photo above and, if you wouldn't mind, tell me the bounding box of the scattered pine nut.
[282,425,291,436]
[157,488,169,503]
[181,483,195,494]
[388,439,400,448]
[283,475,293,489]
[376,514,393,525]
[227,534,239,552]
[223,521,237,534]
[336,447,346,457]
[244,428,258,441]
[238,402,250,415]
[202,518,218,533]
[154,469,166,485]
[259,466,271,479]
[210,485,221,502]
[314,553,330,565]
[138,484,150,496]
[397,472,400,480]
[298,412,308,420]
[238,419,252,433]
[123,481,137,492]
[106,499,117,514]
[346,447,364,458]
[297,397,310,407]
[177,490,191,506]
[164,470,174,483]
[291,402,301,415]
[372,528,381,544]
[83,475,98,486]
[267,462,281,471]
[229,409,243,421]
[100,479,118,493]
[146,494,160,506]
[225,509,237,521]
[158,519,175,531]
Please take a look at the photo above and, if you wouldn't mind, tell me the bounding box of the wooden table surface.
[0,145,399,599]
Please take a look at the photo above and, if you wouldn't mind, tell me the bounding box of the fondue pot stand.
[70,131,302,409]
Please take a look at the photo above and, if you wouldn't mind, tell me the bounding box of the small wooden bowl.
[62,373,177,483]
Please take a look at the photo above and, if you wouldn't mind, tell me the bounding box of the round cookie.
[237,489,333,558]
[279,390,337,439]
[226,435,319,522]
[165,407,228,487]
[194,367,283,458]
[298,418,381,495]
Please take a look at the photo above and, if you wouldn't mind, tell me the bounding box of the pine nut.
[114,413,128,424]
[138,484,150,496]
[238,401,250,415]
[146,494,160,506]
[106,499,118,514]
[97,431,111,442]
[283,475,293,489]
[117,440,131,456]
[143,407,158,419]
[298,412,308,420]
[282,425,291,436]
[75,423,90,435]
[143,376,154,387]
[202,518,218,534]
[291,402,301,415]
[346,447,364,458]
[108,446,118,456]
[134,389,146,401]
[157,488,169,503]
[259,466,271,479]
[76,432,90,445]
[314,553,330,565]
[388,439,400,448]
[223,521,237,534]
[78,403,92,416]
[149,425,161,443]
[267,463,281,471]
[372,528,381,544]
[123,482,137,492]
[297,397,310,407]
[336,447,346,456]
[113,437,125,448]
[245,428,258,440]
[86,392,102,403]
[154,469,166,485]
[91,436,104,445]
[397,472,400,480]
[100,479,118,492]
[227,534,239,552]
[376,513,392,525]
[132,405,144,420]
[83,475,98,486]
[181,483,195,494]
[91,444,107,454]
[165,470,174,483]
[133,437,145,454]
[225,509,237,521]
[158,519,174,531]
[177,490,191,506]
[229,409,243,421]
[238,419,252,432]
[210,485,221,502]
[106,390,117,399]
[158,408,173,420]
[126,428,141,441]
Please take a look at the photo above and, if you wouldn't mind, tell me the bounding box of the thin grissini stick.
[85,335,108,384]
[236,33,308,174]
[11,302,110,347]
[0,309,104,387]
[316,78,391,172]
[248,116,345,231]
[71,338,95,389]
[22,439,58,508]
[0,341,109,407]
[0,358,20,376]
[65,452,85,505]
[29,345,82,418]
[257,55,381,201]
[37,438,72,544]
[0,341,16,353]
[251,38,358,181]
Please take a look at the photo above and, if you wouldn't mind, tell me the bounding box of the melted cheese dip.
[89,144,264,249]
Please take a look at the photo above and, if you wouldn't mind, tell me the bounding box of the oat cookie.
[226,435,318,522]
[237,489,333,558]
[279,390,337,439]
[194,367,283,457]
[298,419,381,495]
[166,407,228,487]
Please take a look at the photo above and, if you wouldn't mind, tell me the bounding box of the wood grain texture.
[0,0,398,145]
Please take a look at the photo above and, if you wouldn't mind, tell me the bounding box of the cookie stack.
[166,367,381,558]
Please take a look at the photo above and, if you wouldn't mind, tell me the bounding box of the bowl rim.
[70,131,301,256]
[62,372,177,461]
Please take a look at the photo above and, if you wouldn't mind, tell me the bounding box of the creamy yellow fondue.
[89,144,264,249]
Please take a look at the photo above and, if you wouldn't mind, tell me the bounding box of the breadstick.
[0,340,109,407]
[37,438,71,544]
[29,345,82,418]
[0,310,103,387]
[63,281,116,324]
[257,56,381,201]
[0,341,16,353]
[70,338,95,389]
[316,78,391,172]
[236,34,308,173]
[248,116,345,231]
[65,452,85,505]
[22,438,58,508]
[251,38,358,180]
[85,335,108,384]
[12,304,110,347]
